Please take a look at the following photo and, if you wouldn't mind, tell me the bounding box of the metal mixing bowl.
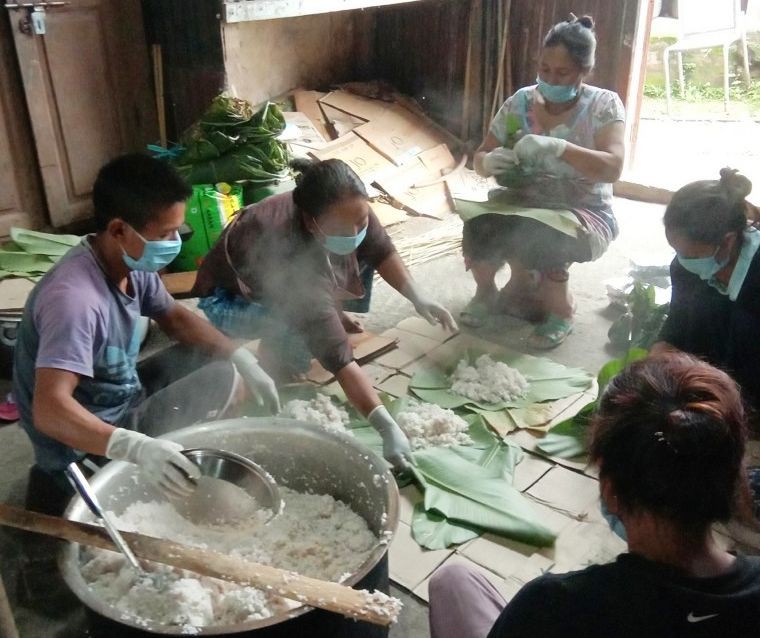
[59,418,399,636]
[178,447,282,523]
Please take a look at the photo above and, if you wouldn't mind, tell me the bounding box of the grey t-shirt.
[13,237,174,471]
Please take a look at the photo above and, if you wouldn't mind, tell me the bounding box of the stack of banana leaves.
[173,95,290,185]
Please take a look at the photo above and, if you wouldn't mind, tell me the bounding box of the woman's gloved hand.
[106,428,200,499]
[368,405,414,471]
[481,147,518,176]
[513,134,567,162]
[404,282,458,331]
[231,347,281,414]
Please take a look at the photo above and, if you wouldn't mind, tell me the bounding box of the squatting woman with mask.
[464,14,625,348]
[193,158,457,470]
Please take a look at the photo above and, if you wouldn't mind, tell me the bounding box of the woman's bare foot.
[341,311,364,334]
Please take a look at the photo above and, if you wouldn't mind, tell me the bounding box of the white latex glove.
[481,147,518,176]
[404,282,458,331]
[513,134,567,162]
[231,347,280,414]
[368,405,414,471]
[105,428,200,499]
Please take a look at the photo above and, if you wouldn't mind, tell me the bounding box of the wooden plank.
[160,271,198,298]
[613,180,673,205]
[223,0,426,22]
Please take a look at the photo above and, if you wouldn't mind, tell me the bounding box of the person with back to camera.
[652,167,760,519]
[427,353,760,637]
[193,157,457,471]
[463,13,625,348]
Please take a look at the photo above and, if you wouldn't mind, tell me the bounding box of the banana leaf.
[410,445,556,549]
[0,251,56,274]
[536,348,649,459]
[410,348,593,412]
[199,94,254,128]
[10,228,80,256]
[411,503,480,549]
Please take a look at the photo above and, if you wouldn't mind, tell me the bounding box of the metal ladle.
[65,462,144,577]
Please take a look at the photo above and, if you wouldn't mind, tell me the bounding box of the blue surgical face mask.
[122,226,182,272]
[314,219,368,256]
[536,76,579,103]
[677,246,729,281]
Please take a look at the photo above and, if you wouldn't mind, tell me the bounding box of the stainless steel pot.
[59,418,399,636]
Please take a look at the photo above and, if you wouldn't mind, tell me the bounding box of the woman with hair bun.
[428,354,760,638]
[193,158,456,471]
[463,13,625,348]
[653,168,760,409]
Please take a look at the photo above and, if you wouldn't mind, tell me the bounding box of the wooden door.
[4,0,156,228]
[0,11,45,237]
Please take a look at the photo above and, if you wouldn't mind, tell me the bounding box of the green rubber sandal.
[460,298,491,328]
[529,313,574,349]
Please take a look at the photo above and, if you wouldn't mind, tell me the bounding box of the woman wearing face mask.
[653,169,760,408]
[193,158,456,471]
[465,14,625,348]
[653,169,760,522]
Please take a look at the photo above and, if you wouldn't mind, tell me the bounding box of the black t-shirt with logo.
[488,553,760,638]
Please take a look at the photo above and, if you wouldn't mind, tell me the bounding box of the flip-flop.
[459,298,491,328]
[0,393,19,422]
[528,313,574,349]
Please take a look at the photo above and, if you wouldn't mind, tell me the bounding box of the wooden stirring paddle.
[0,503,400,627]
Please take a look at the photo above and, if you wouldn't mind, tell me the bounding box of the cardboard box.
[170,190,209,272]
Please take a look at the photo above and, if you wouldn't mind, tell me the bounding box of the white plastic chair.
[663,0,751,113]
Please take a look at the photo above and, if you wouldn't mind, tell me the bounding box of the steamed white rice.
[281,393,352,435]
[396,401,471,449]
[450,354,529,403]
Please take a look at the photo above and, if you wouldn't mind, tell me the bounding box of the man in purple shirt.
[13,154,280,514]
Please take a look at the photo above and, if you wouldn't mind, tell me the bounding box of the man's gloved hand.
[404,282,458,331]
[368,405,414,471]
[481,147,518,176]
[105,428,200,499]
[231,347,280,414]
[513,134,567,162]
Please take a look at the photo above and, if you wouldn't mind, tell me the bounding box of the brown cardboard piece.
[319,103,366,138]
[293,90,332,141]
[370,201,408,227]
[0,278,35,312]
[353,105,443,166]
[309,132,395,185]
[306,331,398,384]
[318,90,390,123]
[375,158,452,219]
[282,111,328,150]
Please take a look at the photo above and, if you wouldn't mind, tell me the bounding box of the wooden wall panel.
[508,0,641,101]
[142,0,225,140]
[364,0,472,138]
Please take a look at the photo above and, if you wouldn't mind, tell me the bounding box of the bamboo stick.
[152,44,167,149]
[0,504,400,627]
